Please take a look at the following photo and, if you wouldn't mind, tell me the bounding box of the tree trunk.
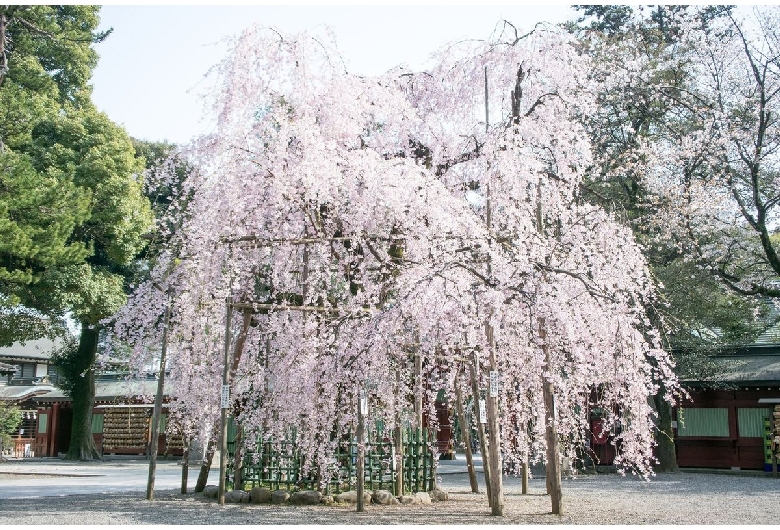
[195,436,216,493]
[653,387,678,472]
[65,324,101,461]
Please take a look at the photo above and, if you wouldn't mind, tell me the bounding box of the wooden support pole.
[469,352,492,506]
[484,322,504,516]
[481,64,502,515]
[356,389,366,513]
[394,366,404,497]
[413,351,424,493]
[540,318,563,515]
[181,437,189,494]
[233,426,244,492]
[146,305,170,501]
[522,457,529,495]
[414,352,423,429]
[454,363,479,493]
[218,297,233,506]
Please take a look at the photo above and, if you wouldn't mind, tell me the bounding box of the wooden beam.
[220,233,483,247]
[230,301,374,315]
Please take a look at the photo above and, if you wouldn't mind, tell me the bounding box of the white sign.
[489,371,499,397]
[479,399,487,424]
[360,390,368,415]
[220,384,230,409]
[265,374,276,392]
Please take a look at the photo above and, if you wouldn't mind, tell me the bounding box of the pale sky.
[90,3,577,145]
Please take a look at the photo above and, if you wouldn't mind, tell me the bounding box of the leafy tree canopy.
[0,5,115,337]
[0,401,22,460]
[569,4,769,353]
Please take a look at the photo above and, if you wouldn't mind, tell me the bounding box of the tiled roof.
[33,378,172,403]
[0,383,55,402]
[755,301,780,344]
[683,350,780,384]
[0,361,16,374]
[0,338,62,362]
[718,354,780,383]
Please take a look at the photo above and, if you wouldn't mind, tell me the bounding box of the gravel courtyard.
[1,469,778,525]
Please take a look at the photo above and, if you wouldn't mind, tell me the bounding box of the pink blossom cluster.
[112,24,678,481]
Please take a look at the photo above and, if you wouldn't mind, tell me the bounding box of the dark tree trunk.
[653,387,678,472]
[65,325,101,461]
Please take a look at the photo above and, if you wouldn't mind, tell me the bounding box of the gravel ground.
[1,470,779,525]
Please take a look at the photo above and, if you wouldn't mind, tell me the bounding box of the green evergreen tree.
[0,6,153,460]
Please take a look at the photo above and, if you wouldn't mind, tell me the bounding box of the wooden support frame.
[214,205,500,509]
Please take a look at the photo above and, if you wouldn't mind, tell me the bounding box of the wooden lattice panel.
[774,405,780,459]
[165,431,185,450]
[102,407,150,451]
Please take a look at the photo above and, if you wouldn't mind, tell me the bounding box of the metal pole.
[146,304,171,501]
[218,296,233,505]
